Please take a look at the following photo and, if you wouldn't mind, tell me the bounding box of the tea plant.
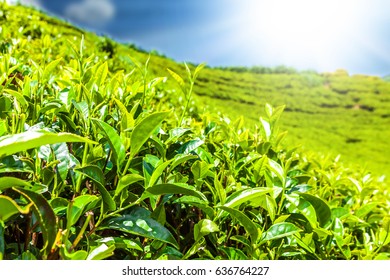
[0,2,389,260]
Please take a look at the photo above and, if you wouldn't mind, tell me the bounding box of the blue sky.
[11,0,390,76]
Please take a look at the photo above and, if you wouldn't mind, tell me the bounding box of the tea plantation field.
[0,3,389,260]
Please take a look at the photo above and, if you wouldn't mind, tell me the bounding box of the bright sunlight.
[228,0,367,71]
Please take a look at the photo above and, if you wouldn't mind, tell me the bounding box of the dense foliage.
[0,3,389,260]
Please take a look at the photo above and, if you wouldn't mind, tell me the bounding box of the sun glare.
[232,0,366,70]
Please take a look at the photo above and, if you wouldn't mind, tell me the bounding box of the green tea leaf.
[147,183,207,201]
[0,195,30,221]
[148,159,172,188]
[114,174,144,197]
[0,130,96,159]
[219,206,259,242]
[194,219,219,241]
[0,177,32,191]
[67,195,99,227]
[93,118,126,167]
[191,160,209,180]
[177,139,204,154]
[75,165,115,212]
[99,207,178,249]
[87,244,115,260]
[95,62,108,87]
[13,188,57,257]
[299,193,332,227]
[224,187,272,209]
[167,68,185,92]
[43,58,61,82]
[130,111,169,158]
[0,221,5,260]
[261,222,301,243]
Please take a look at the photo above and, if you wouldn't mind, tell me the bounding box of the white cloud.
[65,0,115,27]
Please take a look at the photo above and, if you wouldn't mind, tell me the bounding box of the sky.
[9,0,390,76]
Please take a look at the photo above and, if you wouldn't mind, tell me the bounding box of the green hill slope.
[4,3,389,177]
[0,3,389,260]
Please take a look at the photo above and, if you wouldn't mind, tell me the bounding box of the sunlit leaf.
[0,130,96,159]
[93,118,126,166]
[130,111,169,158]
[194,219,219,241]
[99,207,178,249]
[87,243,115,260]
[261,222,301,243]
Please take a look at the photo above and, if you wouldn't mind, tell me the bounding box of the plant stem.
[179,80,194,127]
[0,220,5,260]
[75,143,89,194]
[70,212,93,252]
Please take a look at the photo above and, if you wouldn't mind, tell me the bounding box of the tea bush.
[0,2,389,260]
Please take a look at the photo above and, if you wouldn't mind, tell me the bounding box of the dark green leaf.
[147,183,207,201]
[219,206,259,242]
[299,193,332,227]
[99,207,178,248]
[75,165,115,212]
[13,188,57,257]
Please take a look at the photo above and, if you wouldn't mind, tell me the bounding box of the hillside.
[0,2,389,260]
[4,3,389,177]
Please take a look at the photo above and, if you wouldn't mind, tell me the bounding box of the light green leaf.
[67,195,99,227]
[93,118,126,167]
[167,68,185,92]
[43,58,61,82]
[268,158,285,186]
[194,219,219,241]
[0,195,31,222]
[299,193,332,227]
[148,159,173,188]
[286,194,317,228]
[261,222,301,243]
[114,174,144,197]
[191,160,209,180]
[177,139,204,154]
[0,177,32,191]
[87,244,115,260]
[253,155,267,183]
[0,130,96,159]
[168,154,198,173]
[224,187,272,209]
[130,111,169,158]
[114,98,134,131]
[95,62,108,87]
